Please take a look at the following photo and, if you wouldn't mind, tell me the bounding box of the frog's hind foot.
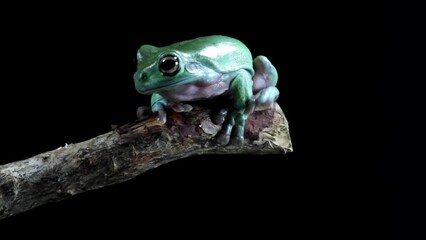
[252,55,279,110]
[254,86,279,110]
[252,55,278,93]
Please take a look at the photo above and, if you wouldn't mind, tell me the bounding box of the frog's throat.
[138,76,200,94]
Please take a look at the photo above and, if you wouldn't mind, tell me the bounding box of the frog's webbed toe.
[215,109,235,145]
[216,130,231,146]
[169,102,193,112]
[157,109,167,123]
[211,108,228,125]
[230,135,244,146]
[215,108,248,146]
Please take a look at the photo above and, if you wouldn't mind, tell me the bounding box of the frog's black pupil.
[161,59,176,71]
[159,55,179,75]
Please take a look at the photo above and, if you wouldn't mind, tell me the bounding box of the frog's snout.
[134,70,148,82]
[141,72,148,81]
[134,70,152,94]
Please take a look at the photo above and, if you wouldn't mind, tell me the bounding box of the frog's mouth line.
[138,76,199,94]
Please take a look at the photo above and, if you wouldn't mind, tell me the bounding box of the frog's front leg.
[150,93,168,123]
[150,93,193,123]
[216,70,253,146]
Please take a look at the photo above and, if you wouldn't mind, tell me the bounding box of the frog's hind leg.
[253,56,278,91]
[252,56,280,110]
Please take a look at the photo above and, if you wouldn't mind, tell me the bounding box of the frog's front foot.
[136,106,167,123]
[215,108,248,146]
[216,130,231,146]
[157,109,167,123]
[168,102,193,112]
[211,108,228,125]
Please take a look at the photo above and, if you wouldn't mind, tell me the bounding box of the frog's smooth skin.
[134,35,279,145]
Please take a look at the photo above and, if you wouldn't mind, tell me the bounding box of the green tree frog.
[134,35,279,145]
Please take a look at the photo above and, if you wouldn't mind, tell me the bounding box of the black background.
[0,1,423,239]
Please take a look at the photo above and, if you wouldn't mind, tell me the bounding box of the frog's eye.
[159,55,179,76]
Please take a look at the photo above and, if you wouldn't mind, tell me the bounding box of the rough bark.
[0,104,292,220]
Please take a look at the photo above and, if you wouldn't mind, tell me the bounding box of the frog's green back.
[164,35,254,75]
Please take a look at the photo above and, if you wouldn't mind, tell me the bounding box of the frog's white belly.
[159,77,231,102]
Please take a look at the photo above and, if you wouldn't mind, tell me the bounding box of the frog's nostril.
[141,72,147,81]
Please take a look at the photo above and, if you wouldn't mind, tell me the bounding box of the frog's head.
[134,45,198,95]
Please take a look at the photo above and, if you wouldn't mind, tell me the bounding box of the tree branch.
[0,104,292,220]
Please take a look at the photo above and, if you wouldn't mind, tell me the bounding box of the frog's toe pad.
[181,104,193,112]
[230,135,244,146]
[157,109,167,124]
[216,132,230,146]
[169,103,193,112]
[211,108,228,125]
